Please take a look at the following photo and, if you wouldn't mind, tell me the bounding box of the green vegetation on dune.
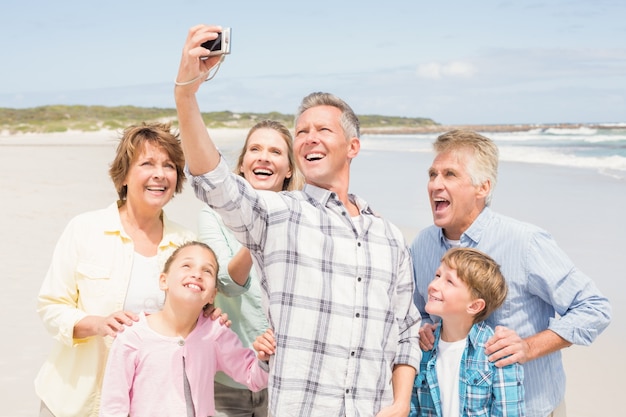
[358,114,437,128]
[0,105,438,134]
[0,105,177,134]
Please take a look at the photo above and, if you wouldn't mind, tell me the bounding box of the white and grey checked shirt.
[188,159,421,417]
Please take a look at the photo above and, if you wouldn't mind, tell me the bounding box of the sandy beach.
[0,129,623,417]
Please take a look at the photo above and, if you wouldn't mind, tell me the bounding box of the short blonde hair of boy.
[441,247,507,324]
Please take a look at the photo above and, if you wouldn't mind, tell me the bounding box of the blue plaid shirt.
[189,159,422,417]
[410,321,525,417]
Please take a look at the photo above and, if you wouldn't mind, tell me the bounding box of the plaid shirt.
[410,321,525,417]
[189,159,421,417]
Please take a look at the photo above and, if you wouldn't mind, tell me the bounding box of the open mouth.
[305,153,324,161]
[147,186,166,192]
[252,168,273,176]
[428,294,442,302]
[433,198,450,211]
[184,283,203,292]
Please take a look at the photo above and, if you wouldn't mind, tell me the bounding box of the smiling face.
[425,262,477,321]
[427,149,490,240]
[294,105,359,191]
[239,128,293,192]
[124,142,177,214]
[160,244,218,308]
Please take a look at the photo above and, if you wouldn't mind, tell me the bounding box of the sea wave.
[541,127,598,135]
[361,131,626,181]
[489,130,626,144]
[499,146,626,179]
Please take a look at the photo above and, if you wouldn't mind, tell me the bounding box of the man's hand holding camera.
[175,24,229,88]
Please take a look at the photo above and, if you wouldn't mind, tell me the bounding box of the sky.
[1,0,625,125]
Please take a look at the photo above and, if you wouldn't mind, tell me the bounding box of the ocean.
[359,124,626,181]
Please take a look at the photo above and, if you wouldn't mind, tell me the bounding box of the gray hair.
[295,92,360,139]
[433,130,499,206]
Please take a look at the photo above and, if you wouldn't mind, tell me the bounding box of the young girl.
[99,241,269,417]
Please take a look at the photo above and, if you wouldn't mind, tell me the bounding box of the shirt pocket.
[463,369,493,416]
[76,262,113,304]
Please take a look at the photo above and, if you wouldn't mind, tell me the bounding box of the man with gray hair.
[411,129,611,417]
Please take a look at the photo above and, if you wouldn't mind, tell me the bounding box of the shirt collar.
[467,321,488,349]
[102,201,125,235]
[302,184,377,216]
[433,321,486,351]
[463,206,493,244]
[437,206,494,247]
[103,201,177,250]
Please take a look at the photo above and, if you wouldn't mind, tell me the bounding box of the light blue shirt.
[198,206,269,390]
[410,207,611,417]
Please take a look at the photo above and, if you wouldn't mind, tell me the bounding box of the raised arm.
[198,206,251,294]
[174,24,225,175]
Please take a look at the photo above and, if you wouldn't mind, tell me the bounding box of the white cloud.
[415,61,476,80]
[442,61,476,77]
[415,63,443,79]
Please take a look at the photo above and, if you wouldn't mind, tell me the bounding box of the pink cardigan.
[100,312,268,417]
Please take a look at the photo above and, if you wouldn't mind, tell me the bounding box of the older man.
[411,129,611,417]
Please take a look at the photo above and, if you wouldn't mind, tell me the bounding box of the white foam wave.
[542,127,598,135]
[499,146,626,177]
[490,130,626,144]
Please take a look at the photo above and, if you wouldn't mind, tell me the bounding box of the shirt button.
[355,313,360,318]
[357,277,362,282]
[357,242,361,247]
[178,340,185,346]
[351,351,355,356]
[346,389,350,394]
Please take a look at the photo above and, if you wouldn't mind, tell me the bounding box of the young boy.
[410,247,525,417]
[99,241,269,417]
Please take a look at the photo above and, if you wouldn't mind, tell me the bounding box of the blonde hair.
[235,120,303,191]
[441,247,507,323]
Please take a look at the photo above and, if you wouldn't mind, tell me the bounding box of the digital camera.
[201,28,231,57]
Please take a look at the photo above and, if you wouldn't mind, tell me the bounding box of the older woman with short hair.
[35,122,195,417]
